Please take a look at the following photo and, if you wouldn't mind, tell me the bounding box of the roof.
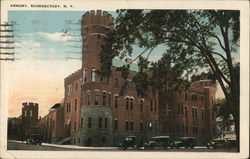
[49,103,60,110]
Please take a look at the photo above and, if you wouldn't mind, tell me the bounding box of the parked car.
[207,138,227,149]
[118,136,138,150]
[173,137,196,149]
[207,138,236,149]
[145,136,174,150]
[226,138,237,148]
[26,134,43,145]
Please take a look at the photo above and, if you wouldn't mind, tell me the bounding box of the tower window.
[125,121,129,130]
[91,68,96,82]
[83,69,87,82]
[103,92,106,106]
[140,100,143,112]
[126,97,129,110]
[114,96,118,108]
[95,92,99,105]
[130,98,134,110]
[88,117,92,128]
[114,119,118,130]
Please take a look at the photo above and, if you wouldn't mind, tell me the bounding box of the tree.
[100,10,240,149]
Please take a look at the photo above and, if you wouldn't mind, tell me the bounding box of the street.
[7,140,237,152]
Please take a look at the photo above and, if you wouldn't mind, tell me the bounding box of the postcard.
[0,0,249,159]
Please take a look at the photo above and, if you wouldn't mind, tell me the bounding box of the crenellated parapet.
[190,80,216,88]
[81,10,114,38]
[64,68,82,85]
[22,102,39,108]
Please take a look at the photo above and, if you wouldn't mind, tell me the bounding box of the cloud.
[36,32,76,42]
[15,40,41,48]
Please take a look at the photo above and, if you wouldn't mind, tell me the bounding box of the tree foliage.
[100,10,240,148]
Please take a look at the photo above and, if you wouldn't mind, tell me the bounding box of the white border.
[0,0,249,159]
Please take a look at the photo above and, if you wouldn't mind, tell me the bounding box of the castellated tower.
[21,102,39,139]
[81,10,114,82]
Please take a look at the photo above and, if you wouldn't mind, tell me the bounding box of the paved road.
[7,140,237,152]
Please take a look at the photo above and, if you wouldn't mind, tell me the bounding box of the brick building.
[34,10,216,146]
[36,103,66,143]
[62,10,216,146]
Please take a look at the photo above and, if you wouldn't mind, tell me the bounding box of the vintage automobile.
[118,136,138,150]
[173,137,196,149]
[145,136,174,150]
[226,138,237,148]
[207,138,227,149]
[26,134,43,145]
[207,138,236,149]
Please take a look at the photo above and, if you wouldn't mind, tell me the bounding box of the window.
[91,68,96,82]
[192,94,197,102]
[108,94,112,107]
[81,117,83,128]
[66,102,71,113]
[75,82,78,91]
[140,122,143,131]
[140,100,143,112]
[201,109,204,119]
[201,95,204,102]
[103,92,106,106]
[115,78,118,88]
[24,110,27,117]
[130,98,134,110]
[82,93,85,105]
[114,96,118,108]
[114,119,118,130]
[83,69,87,82]
[95,92,99,105]
[185,92,187,101]
[74,122,76,131]
[126,97,129,110]
[125,121,129,130]
[99,117,103,128]
[149,122,152,131]
[150,100,153,112]
[30,110,32,117]
[105,118,108,128]
[88,117,92,128]
[67,85,72,95]
[154,100,157,112]
[87,93,91,105]
[130,121,133,131]
[184,106,188,117]
[167,103,172,115]
[75,99,77,111]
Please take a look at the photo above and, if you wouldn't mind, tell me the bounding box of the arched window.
[83,69,87,82]
[91,68,96,82]
[125,97,129,110]
[115,78,118,88]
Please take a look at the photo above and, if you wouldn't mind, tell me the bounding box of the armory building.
[18,10,217,146]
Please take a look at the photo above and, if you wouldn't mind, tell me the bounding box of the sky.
[6,10,226,118]
[7,11,86,117]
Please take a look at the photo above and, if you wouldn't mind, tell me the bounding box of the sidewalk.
[8,140,118,150]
